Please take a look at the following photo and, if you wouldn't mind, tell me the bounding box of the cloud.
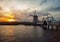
[40,0,48,5]
[39,0,60,12]
[0,0,60,21]
[48,7,60,12]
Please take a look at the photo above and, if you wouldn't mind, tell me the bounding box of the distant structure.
[29,10,38,24]
[42,14,55,22]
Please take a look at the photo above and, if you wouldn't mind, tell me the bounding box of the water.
[0,25,60,42]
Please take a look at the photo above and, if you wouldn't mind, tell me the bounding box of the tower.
[29,10,38,24]
[33,13,38,24]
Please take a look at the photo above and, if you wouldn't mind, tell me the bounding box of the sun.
[7,19,16,22]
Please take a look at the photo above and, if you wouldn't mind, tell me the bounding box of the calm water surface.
[0,25,60,42]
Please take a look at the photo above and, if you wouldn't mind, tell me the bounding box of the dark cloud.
[48,7,60,11]
[40,0,48,5]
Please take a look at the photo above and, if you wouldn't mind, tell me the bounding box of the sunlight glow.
[8,19,16,22]
[0,18,16,22]
[0,9,16,22]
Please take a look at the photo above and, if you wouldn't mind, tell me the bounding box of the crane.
[42,13,55,22]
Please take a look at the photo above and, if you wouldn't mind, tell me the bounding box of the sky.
[0,0,60,21]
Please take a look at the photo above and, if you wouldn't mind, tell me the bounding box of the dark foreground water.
[0,25,60,42]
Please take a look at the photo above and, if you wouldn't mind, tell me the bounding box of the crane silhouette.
[42,14,55,22]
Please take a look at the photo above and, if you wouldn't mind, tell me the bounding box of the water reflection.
[0,25,60,42]
[0,26,15,42]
